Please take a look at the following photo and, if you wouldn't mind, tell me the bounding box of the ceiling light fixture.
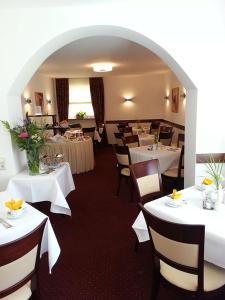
[92,63,113,72]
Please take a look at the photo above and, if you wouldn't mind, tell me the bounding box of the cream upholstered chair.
[129,159,163,205]
[0,219,47,300]
[114,132,124,146]
[150,121,160,135]
[159,125,173,133]
[122,126,133,137]
[162,146,184,193]
[82,127,95,140]
[139,203,225,299]
[124,135,139,148]
[159,131,173,146]
[113,145,132,198]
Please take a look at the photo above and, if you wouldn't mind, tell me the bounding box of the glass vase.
[26,148,40,175]
[214,185,223,211]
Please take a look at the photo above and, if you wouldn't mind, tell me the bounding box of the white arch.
[8,25,197,186]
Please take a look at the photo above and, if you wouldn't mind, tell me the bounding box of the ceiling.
[39,36,170,78]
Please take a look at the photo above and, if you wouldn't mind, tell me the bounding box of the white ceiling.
[39,36,170,78]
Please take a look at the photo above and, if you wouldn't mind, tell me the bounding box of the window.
[68,78,94,119]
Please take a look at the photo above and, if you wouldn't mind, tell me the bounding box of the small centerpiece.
[76,111,86,119]
[5,198,24,218]
[1,120,46,175]
[205,155,224,210]
[153,132,159,150]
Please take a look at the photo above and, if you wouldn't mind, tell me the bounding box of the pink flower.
[18,132,29,138]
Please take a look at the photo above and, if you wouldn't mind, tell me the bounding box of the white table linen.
[138,134,154,146]
[132,186,225,269]
[129,145,181,173]
[132,127,150,135]
[7,163,74,216]
[43,138,94,174]
[0,191,60,273]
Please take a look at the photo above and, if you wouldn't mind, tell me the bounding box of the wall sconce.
[124,97,133,102]
[24,98,32,104]
[46,99,52,104]
[164,95,169,100]
[180,92,186,99]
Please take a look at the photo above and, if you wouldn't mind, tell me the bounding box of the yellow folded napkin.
[202,178,213,185]
[5,199,24,210]
[171,189,182,200]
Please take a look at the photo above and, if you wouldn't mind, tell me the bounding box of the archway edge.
[8,25,196,95]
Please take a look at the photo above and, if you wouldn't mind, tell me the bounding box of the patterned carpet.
[38,146,224,300]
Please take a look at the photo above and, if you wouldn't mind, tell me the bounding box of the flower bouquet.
[1,119,46,175]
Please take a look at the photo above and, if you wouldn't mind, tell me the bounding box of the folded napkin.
[171,189,182,200]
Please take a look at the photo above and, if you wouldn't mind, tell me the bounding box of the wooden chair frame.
[139,203,225,299]
[177,133,185,148]
[0,219,47,299]
[159,131,174,146]
[123,135,139,148]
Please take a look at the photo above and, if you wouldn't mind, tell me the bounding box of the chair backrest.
[139,203,205,293]
[129,159,163,203]
[114,132,124,146]
[69,123,81,129]
[178,145,184,177]
[160,126,173,133]
[124,135,139,148]
[117,122,129,132]
[97,123,105,135]
[150,121,160,133]
[159,131,173,146]
[122,126,133,137]
[113,145,131,168]
[82,127,95,139]
[0,219,47,298]
[177,133,185,148]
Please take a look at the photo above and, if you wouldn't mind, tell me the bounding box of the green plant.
[205,155,224,190]
[76,111,86,118]
[153,132,159,144]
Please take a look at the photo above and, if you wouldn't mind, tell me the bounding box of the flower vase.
[214,185,223,211]
[152,143,158,151]
[26,149,40,175]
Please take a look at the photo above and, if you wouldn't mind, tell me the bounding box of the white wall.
[0,0,225,189]
[22,72,56,117]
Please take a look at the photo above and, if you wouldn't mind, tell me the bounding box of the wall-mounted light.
[164,95,169,100]
[180,92,186,99]
[24,98,32,104]
[46,99,52,104]
[124,97,133,102]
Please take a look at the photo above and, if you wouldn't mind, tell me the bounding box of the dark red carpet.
[38,146,224,300]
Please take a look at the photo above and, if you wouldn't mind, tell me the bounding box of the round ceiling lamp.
[92,63,113,72]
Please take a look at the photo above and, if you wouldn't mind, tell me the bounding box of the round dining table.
[42,137,94,174]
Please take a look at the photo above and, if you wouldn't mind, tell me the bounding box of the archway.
[8,25,197,187]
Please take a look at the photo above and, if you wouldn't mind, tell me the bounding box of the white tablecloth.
[64,130,101,142]
[138,134,154,146]
[132,127,150,135]
[0,191,60,273]
[129,145,181,173]
[7,163,74,215]
[43,138,94,174]
[132,186,225,269]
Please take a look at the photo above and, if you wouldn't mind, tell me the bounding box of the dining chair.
[129,159,163,205]
[117,122,129,133]
[150,121,160,135]
[139,203,225,300]
[0,218,47,300]
[113,144,133,200]
[82,127,96,140]
[177,133,185,148]
[124,135,139,148]
[159,131,173,146]
[114,132,124,146]
[122,126,133,137]
[162,145,184,193]
[159,125,173,133]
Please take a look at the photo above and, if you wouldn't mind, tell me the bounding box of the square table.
[6,162,75,215]
[132,186,225,269]
[0,191,60,273]
[129,145,181,173]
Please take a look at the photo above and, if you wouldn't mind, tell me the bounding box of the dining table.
[0,191,60,273]
[7,162,74,215]
[132,186,225,269]
[42,136,94,174]
[129,145,181,173]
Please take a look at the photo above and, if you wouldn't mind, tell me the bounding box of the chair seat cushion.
[2,283,31,300]
[163,168,184,178]
[160,260,225,292]
[121,167,130,176]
